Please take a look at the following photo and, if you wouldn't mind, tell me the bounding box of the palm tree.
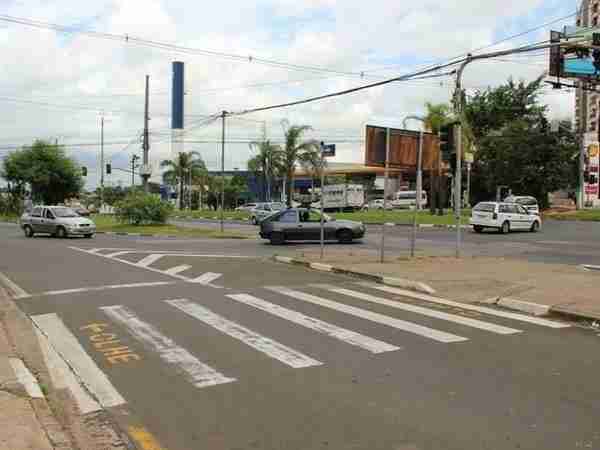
[281,125,320,207]
[248,139,282,202]
[161,151,207,209]
[423,102,453,134]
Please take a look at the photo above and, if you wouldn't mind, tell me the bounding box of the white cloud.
[0,0,576,188]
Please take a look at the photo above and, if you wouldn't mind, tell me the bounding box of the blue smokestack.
[171,61,184,130]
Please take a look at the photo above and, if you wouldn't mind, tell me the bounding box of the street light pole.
[100,115,104,209]
[402,115,425,258]
[379,128,390,263]
[220,111,227,233]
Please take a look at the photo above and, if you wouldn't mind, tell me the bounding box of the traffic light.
[106,163,112,175]
[81,166,87,176]
[439,123,455,162]
[590,174,598,185]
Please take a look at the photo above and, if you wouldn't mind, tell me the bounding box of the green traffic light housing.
[439,123,455,162]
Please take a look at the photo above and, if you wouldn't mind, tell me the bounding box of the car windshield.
[51,207,79,218]
[473,203,496,212]
[270,203,284,210]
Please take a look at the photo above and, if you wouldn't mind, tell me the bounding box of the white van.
[390,191,428,209]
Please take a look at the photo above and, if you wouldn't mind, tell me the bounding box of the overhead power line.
[0,14,381,80]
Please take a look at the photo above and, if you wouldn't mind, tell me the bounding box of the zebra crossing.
[32,282,570,412]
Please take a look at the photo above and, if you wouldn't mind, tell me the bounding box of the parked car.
[249,202,285,225]
[470,202,541,234]
[236,203,258,212]
[503,195,539,214]
[20,206,96,238]
[362,198,392,211]
[259,208,366,244]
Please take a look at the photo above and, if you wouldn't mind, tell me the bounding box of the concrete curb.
[96,230,254,239]
[486,295,600,322]
[273,256,436,295]
[364,222,471,230]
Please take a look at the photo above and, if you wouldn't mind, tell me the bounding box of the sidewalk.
[281,247,600,322]
[0,290,62,450]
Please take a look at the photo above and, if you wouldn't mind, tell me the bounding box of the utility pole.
[319,150,325,260]
[379,128,390,263]
[220,111,227,233]
[142,75,150,193]
[100,115,104,209]
[453,65,465,259]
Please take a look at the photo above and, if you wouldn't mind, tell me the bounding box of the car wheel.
[337,229,354,244]
[500,221,510,234]
[23,225,34,238]
[56,226,68,239]
[473,225,483,233]
[270,232,285,245]
[251,216,258,225]
[530,221,540,233]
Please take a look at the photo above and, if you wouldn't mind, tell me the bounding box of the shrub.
[114,192,173,225]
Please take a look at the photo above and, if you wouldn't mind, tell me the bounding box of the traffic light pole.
[379,128,391,263]
[100,115,104,210]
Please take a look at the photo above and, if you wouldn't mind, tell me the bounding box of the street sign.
[549,29,600,79]
[321,142,336,157]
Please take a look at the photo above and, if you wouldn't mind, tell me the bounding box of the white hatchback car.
[470,202,541,234]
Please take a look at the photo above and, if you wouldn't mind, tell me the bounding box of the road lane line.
[8,358,44,398]
[31,313,126,407]
[266,287,468,343]
[0,271,31,299]
[100,305,236,388]
[104,251,132,258]
[167,299,322,368]
[226,293,400,354]
[164,265,192,275]
[35,328,101,414]
[135,254,164,267]
[315,286,521,335]
[190,272,222,284]
[39,281,175,297]
[357,283,571,329]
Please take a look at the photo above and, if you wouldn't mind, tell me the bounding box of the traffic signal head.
[439,123,455,162]
[81,166,87,176]
[106,163,112,175]
[590,174,598,185]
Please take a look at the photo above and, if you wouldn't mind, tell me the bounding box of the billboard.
[549,28,600,79]
[365,125,440,170]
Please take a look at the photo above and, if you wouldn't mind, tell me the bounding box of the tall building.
[575,0,600,207]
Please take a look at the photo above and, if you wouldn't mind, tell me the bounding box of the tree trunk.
[179,177,184,209]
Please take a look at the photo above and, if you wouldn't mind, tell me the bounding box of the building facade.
[576,0,600,206]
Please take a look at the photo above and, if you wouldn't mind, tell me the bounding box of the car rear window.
[473,203,496,212]
[516,198,537,206]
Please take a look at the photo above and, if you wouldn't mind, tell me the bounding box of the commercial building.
[575,0,600,206]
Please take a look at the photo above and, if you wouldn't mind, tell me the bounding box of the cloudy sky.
[0,0,578,189]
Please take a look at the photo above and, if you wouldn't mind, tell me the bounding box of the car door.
[29,207,43,232]
[298,209,324,240]
[277,209,300,240]
[41,208,57,234]
[515,205,533,229]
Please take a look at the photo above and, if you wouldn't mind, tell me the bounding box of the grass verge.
[544,209,600,221]
[0,214,19,223]
[332,209,471,225]
[173,210,251,221]
[92,215,253,239]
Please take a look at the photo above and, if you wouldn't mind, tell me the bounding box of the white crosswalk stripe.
[190,272,223,284]
[166,299,322,368]
[31,313,126,408]
[356,283,570,329]
[266,286,468,343]
[135,254,164,267]
[313,285,522,335]
[165,264,192,275]
[226,293,400,354]
[100,305,236,388]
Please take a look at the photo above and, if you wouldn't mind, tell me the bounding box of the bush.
[114,193,173,225]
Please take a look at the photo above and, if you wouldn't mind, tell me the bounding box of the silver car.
[21,206,96,238]
[249,202,285,225]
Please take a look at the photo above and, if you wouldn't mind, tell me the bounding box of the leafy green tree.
[1,140,84,206]
[280,125,320,206]
[423,102,453,134]
[114,192,174,225]
[161,151,208,209]
[464,77,578,208]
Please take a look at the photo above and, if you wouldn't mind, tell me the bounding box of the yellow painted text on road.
[80,323,141,365]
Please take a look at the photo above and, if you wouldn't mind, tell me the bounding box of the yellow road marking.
[128,426,165,450]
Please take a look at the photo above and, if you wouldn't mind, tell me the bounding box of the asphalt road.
[1,226,600,450]
[173,218,600,265]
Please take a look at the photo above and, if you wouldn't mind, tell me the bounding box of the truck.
[312,184,365,212]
